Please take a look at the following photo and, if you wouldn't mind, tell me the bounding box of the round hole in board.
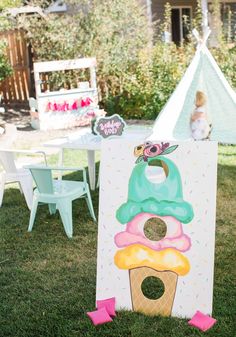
[141,276,165,300]
[145,159,168,184]
[143,217,167,241]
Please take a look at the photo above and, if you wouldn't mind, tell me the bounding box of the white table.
[44,126,152,190]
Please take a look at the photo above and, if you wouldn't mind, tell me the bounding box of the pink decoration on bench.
[188,310,217,331]
[81,97,92,107]
[47,102,53,111]
[71,101,78,110]
[46,97,93,112]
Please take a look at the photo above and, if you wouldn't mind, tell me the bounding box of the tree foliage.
[0,41,12,82]
[15,0,149,103]
[0,0,23,11]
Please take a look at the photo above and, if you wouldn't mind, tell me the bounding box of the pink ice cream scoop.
[114,213,191,252]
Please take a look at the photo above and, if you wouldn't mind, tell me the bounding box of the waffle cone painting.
[96,139,217,318]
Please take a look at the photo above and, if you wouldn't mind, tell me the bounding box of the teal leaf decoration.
[160,145,178,155]
[135,156,144,164]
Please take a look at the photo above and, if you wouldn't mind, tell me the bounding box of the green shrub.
[104,39,236,120]
[0,40,12,82]
[212,43,236,88]
[15,0,149,97]
[0,0,22,11]
[104,42,195,120]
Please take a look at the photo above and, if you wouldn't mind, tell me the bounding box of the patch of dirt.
[0,103,153,151]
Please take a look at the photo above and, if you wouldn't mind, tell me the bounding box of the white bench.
[29,57,101,130]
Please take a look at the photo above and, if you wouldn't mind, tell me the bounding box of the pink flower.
[143,144,162,157]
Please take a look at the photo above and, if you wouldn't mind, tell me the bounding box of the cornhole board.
[96,139,218,318]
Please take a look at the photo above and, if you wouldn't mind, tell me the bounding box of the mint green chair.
[27,166,96,238]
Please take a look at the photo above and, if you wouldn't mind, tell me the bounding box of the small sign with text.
[95,114,126,138]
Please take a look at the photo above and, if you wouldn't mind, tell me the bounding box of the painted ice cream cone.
[114,244,190,316]
[129,267,177,316]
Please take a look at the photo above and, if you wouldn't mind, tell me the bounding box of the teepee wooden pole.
[201,0,209,39]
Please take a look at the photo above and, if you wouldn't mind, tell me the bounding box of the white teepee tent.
[150,31,236,144]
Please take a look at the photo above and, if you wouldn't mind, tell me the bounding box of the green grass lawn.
[0,146,235,337]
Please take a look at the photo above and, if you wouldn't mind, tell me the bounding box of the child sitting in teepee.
[190,91,211,140]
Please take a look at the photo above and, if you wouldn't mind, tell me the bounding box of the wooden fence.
[0,30,32,104]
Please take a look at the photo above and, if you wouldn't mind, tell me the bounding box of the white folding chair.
[0,149,47,210]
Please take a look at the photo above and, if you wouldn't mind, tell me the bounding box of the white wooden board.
[96,139,218,318]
